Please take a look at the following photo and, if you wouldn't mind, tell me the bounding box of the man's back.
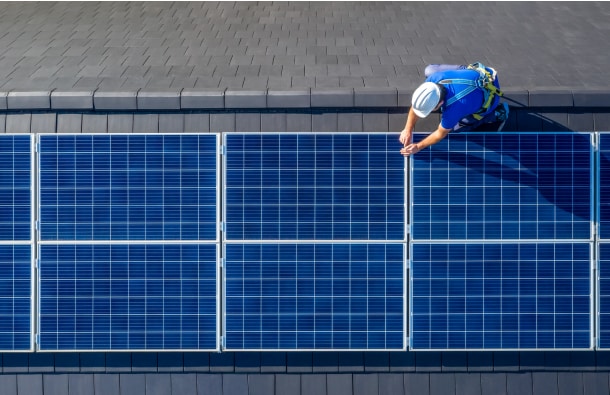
[426,69,488,130]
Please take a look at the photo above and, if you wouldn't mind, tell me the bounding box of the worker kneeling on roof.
[399,62,509,156]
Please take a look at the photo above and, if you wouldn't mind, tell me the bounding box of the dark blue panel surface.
[224,134,405,241]
[411,133,591,241]
[599,134,610,239]
[39,134,217,241]
[597,243,610,348]
[410,243,591,350]
[0,135,31,241]
[0,245,31,350]
[38,244,217,351]
[225,243,404,350]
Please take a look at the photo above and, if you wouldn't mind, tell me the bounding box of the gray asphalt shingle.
[3,2,607,96]
[94,374,120,395]
[120,374,145,395]
[69,374,94,395]
[301,374,326,395]
[18,374,42,395]
[326,374,352,395]
[248,374,274,395]
[43,374,68,395]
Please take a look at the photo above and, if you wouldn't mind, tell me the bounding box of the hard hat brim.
[412,107,431,118]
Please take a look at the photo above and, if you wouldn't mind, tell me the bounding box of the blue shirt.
[426,69,501,129]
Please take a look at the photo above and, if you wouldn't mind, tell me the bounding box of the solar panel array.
[223,133,406,350]
[37,134,218,351]
[0,135,32,351]
[410,133,594,350]
[0,130,606,352]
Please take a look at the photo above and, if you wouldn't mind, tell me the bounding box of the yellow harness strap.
[468,64,504,120]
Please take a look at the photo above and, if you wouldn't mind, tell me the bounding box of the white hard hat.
[411,82,441,118]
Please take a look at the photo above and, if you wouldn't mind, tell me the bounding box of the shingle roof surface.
[0,1,608,92]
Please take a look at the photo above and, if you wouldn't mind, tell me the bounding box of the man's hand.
[401,125,450,156]
[399,128,412,146]
[400,143,420,156]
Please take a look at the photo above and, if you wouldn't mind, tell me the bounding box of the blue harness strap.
[439,79,479,107]
[437,63,503,119]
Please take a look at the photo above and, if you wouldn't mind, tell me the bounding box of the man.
[399,63,509,156]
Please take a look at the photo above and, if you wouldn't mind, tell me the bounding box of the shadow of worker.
[412,123,593,233]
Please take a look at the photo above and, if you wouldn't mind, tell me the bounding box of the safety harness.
[438,62,504,120]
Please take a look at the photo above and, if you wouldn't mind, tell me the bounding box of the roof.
[0,1,608,95]
[2,3,610,395]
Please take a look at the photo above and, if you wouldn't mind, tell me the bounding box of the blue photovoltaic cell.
[599,134,610,239]
[0,245,31,351]
[410,243,591,350]
[224,133,405,241]
[411,133,591,241]
[597,243,610,348]
[38,244,217,351]
[224,243,404,350]
[0,135,31,241]
[39,134,217,241]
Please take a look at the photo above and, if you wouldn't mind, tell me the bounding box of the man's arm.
[399,107,419,146]
[400,124,450,156]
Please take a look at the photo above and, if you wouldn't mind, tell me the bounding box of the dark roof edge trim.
[1,88,609,111]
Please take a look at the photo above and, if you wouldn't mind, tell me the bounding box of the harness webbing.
[438,63,504,120]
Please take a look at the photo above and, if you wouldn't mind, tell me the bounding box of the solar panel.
[598,242,610,348]
[410,133,592,241]
[224,243,405,350]
[37,133,219,351]
[0,135,33,351]
[224,133,405,241]
[223,133,406,350]
[0,245,32,351]
[38,243,218,351]
[410,242,592,350]
[599,133,610,239]
[598,134,610,348]
[0,135,31,241]
[38,134,218,241]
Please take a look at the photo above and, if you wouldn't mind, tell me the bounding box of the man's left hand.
[400,143,420,156]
